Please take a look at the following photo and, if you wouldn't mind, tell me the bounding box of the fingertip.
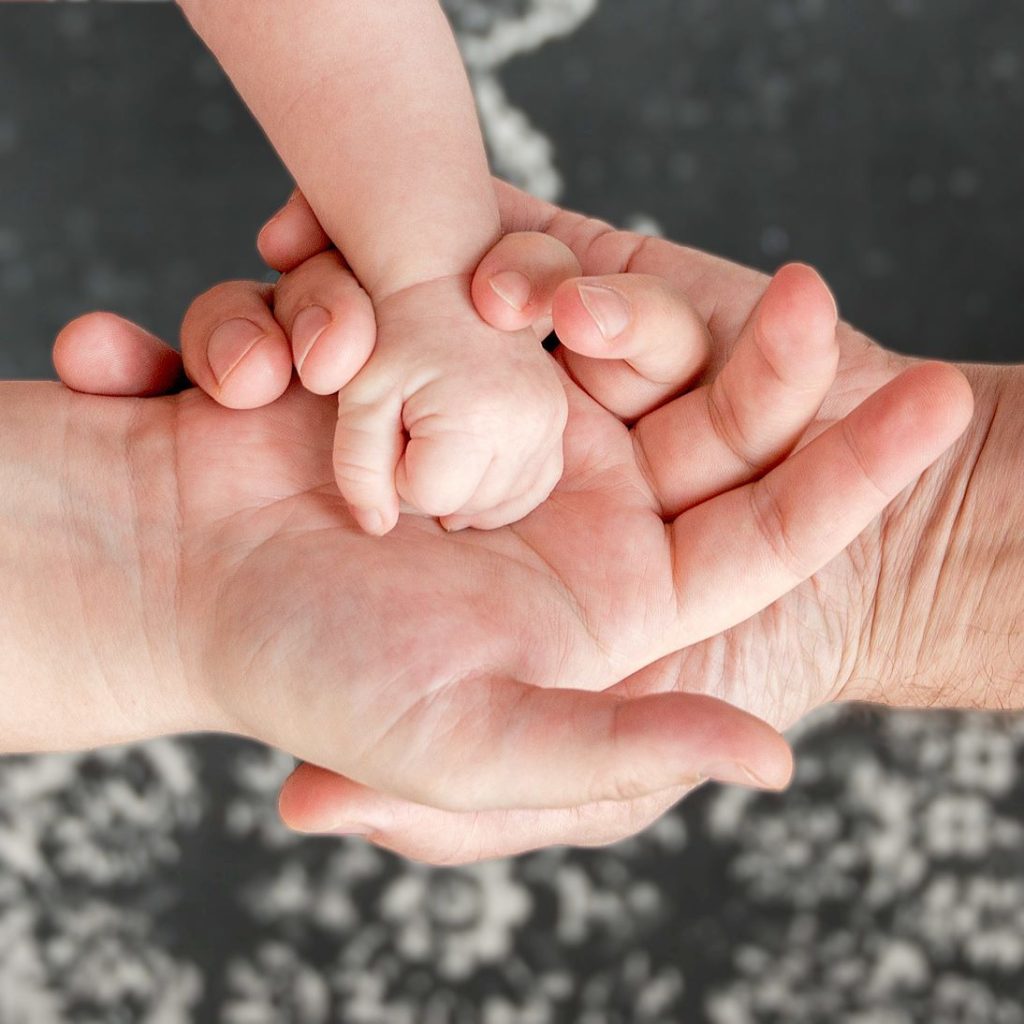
[741,731,795,792]
[257,215,312,275]
[182,280,296,408]
[471,231,581,334]
[762,262,839,347]
[53,311,109,385]
[294,302,377,396]
[277,763,323,832]
[841,360,975,494]
[622,691,794,794]
[278,763,372,835]
[472,268,537,332]
[742,264,840,400]
[774,262,838,314]
[257,192,331,274]
[210,330,294,410]
[255,217,280,268]
[54,312,183,397]
[350,505,398,537]
[549,277,610,355]
[900,360,975,444]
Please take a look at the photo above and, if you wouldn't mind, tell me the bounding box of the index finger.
[668,361,974,650]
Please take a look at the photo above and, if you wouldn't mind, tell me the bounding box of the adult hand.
[55,184,974,860]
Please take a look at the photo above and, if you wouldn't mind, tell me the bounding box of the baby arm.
[178,0,497,296]
[177,0,565,533]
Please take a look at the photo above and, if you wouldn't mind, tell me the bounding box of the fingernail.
[700,761,786,791]
[207,318,265,386]
[489,270,532,312]
[291,305,332,373]
[578,282,631,340]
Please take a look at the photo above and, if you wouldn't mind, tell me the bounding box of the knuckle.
[706,381,761,472]
[749,478,811,580]
[595,701,650,804]
[402,466,468,517]
[332,445,385,491]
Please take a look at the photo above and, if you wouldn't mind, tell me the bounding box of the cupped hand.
[57,309,791,811]
[217,183,973,862]
[55,185,972,860]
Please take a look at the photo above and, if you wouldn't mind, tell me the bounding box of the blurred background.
[1,1,1024,1021]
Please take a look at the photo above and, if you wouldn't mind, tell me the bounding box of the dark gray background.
[2,3,1024,1022]
[2,2,1023,372]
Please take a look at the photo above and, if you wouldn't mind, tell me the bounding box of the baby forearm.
[178,0,500,300]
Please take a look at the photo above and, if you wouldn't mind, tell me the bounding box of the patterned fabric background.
[2,2,1024,1021]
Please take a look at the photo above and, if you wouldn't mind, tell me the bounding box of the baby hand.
[275,257,567,535]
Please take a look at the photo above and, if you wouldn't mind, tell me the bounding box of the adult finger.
[669,361,975,647]
[553,273,711,421]
[634,263,840,513]
[279,763,690,864]
[297,678,791,813]
[257,179,770,363]
[256,189,331,274]
[490,180,772,351]
[54,312,185,397]
[274,250,378,395]
[180,280,294,409]
[470,230,581,337]
[471,237,714,421]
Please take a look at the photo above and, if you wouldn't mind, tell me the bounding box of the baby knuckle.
[332,453,382,488]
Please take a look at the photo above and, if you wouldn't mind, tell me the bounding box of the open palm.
[57,186,972,857]
[166,332,813,811]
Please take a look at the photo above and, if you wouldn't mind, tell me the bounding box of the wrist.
[846,361,1024,711]
[368,250,497,307]
[0,385,199,752]
[371,271,484,324]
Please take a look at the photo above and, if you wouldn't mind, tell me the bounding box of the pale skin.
[175,0,567,535]
[49,183,1000,864]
